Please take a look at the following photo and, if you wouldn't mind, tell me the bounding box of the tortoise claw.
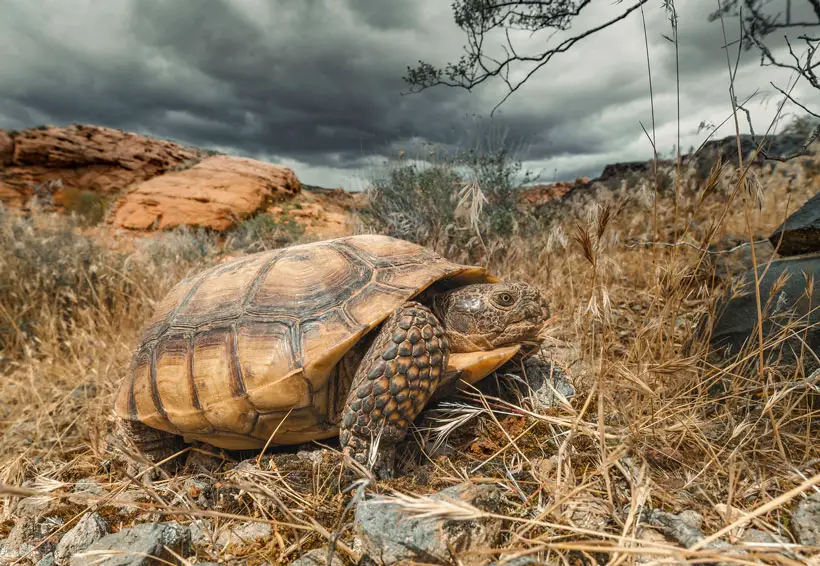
[342,434,397,480]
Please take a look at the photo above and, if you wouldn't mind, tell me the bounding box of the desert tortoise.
[113,234,550,477]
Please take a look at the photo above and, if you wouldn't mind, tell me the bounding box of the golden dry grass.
[0,141,819,565]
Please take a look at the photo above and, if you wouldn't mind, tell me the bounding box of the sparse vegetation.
[59,187,111,226]
[361,145,537,264]
[227,211,306,252]
[2,124,818,563]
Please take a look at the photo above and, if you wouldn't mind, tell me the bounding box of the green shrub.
[360,145,535,261]
[60,187,111,226]
[227,213,305,252]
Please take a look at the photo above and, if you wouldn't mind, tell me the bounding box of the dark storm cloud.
[0,0,817,187]
[0,0,483,168]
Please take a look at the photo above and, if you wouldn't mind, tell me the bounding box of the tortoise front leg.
[339,301,448,479]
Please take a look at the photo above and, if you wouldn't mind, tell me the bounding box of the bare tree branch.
[710,1,820,161]
[402,0,649,113]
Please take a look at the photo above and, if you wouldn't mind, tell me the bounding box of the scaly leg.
[107,416,186,479]
[339,301,449,479]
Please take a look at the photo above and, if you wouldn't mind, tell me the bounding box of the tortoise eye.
[496,292,515,306]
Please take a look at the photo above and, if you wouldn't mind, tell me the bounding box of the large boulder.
[112,155,301,231]
[706,234,775,282]
[700,254,820,374]
[0,125,203,208]
[769,192,820,256]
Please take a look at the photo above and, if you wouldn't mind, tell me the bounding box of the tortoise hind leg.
[108,416,186,479]
[339,301,448,479]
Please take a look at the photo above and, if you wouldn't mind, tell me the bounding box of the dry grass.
[0,143,817,564]
[2,93,820,566]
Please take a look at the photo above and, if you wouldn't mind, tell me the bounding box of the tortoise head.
[431,282,550,353]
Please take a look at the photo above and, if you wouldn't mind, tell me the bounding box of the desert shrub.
[60,187,111,225]
[0,209,219,362]
[132,225,220,266]
[360,145,535,262]
[362,162,461,244]
[226,212,305,252]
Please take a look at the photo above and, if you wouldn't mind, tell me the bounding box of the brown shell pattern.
[114,234,490,449]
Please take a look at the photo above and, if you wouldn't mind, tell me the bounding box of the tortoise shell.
[113,234,492,450]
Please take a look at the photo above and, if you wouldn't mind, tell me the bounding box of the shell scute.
[176,252,273,326]
[247,244,370,318]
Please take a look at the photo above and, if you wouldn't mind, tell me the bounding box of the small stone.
[215,521,272,547]
[355,483,506,566]
[69,479,106,506]
[0,516,61,563]
[677,510,703,531]
[290,547,345,566]
[519,355,575,411]
[69,521,191,566]
[739,528,789,546]
[55,512,109,564]
[792,493,820,547]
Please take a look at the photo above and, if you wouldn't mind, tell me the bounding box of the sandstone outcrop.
[520,177,589,206]
[112,155,301,231]
[0,125,203,209]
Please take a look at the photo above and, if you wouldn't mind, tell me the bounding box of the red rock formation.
[0,125,204,209]
[520,177,589,206]
[113,155,301,231]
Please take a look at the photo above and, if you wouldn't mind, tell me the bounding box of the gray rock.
[697,254,820,379]
[0,516,61,563]
[643,508,728,550]
[769,192,820,256]
[520,356,575,410]
[55,512,109,564]
[215,521,271,546]
[37,552,56,566]
[707,235,775,281]
[355,482,506,566]
[792,493,820,547]
[290,547,345,566]
[739,528,789,546]
[69,522,191,566]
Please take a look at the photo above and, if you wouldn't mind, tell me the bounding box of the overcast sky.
[1,0,819,190]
